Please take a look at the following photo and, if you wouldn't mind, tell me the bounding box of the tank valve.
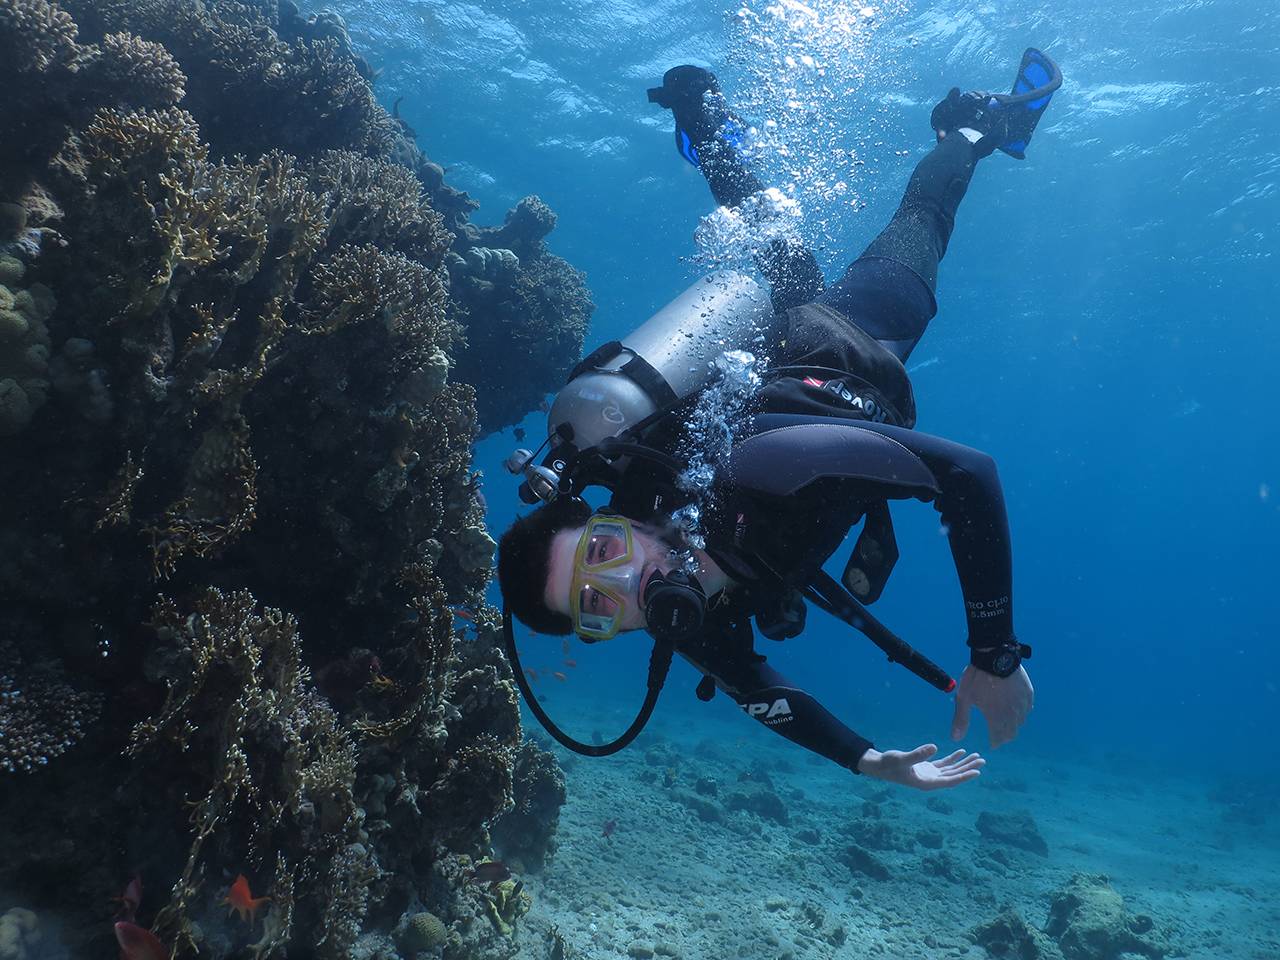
[504,448,533,475]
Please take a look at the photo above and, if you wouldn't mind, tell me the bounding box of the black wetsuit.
[667,129,1017,773]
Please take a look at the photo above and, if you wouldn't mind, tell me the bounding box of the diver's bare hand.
[856,744,984,791]
[951,664,1034,748]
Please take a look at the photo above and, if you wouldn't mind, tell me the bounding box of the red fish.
[552,671,568,682]
[452,607,477,623]
[113,875,142,922]
[563,658,577,669]
[223,874,270,925]
[602,819,617,838]
[115,921,168,960]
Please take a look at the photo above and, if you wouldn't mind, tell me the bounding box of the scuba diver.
[498,51,1061,792]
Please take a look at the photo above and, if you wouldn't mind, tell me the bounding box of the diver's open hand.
[951,664,1034,748]
[856,744,985,791]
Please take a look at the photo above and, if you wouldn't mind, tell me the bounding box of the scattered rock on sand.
[726,785,788,824]
[839,843,891,881]
[671,789,725,824]
[976,810,1049,856]
[971,908,1064,960]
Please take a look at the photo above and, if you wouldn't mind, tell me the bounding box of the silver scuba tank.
[506,270,777,502]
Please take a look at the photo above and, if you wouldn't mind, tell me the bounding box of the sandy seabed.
[505,712,1279,960]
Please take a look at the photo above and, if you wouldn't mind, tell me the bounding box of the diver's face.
[544,521,677,634]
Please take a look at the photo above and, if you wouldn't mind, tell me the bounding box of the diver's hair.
[497,497,593,636]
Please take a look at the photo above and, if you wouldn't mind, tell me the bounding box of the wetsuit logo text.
[742,698,793,723]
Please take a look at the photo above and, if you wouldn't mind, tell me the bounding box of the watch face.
[994,652,1016,676]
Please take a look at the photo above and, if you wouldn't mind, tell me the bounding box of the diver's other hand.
[856,744,985,791]
[951,664,1034,748]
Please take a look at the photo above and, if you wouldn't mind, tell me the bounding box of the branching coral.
[490,739,568,872]
[86,31,187,109]
[0,0,188,201]
[134,588,372,958]
[306,150,450,262]
[60,0,396,161]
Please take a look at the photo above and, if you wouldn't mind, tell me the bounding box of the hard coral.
[394,910,447,953]
[490,739,567,872]
[0,277,53,435]
[134,588,370,958]
[86,32,187,109]
[0,642,101,774]
[307,150,450,262]
[447,228,593,433]
[61,0,396,161]
[0,0,190,199]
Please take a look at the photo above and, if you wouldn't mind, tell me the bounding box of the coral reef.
[59,0,393,161]
[970,874,1172,960]
[490,739,569,872]
[0,1,573,957]
[0,267,53,435]
[445,196,594,433]
[0,642,102,773]
[394,910,448,954]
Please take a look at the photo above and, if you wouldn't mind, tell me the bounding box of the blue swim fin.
[996,47,1062,159]
[648,65,750,168]
[930,47,1062,159]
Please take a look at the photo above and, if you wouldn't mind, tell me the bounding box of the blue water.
[340,0,1277,866]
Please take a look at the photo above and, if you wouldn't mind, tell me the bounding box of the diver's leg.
[650,66,825,311]
[818,133,981,361]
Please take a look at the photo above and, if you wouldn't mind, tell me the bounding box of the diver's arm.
[678,620,874,773]
[846,422,1016,655]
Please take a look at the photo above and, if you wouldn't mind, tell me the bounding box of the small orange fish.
[552,671,568,682]
[452,607,477,623]
[563,658,577,669]
[115,921,168,960]
[223,874,270,925]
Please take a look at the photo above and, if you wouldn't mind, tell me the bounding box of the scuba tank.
[501,270,776,758]
[505,270,776,504]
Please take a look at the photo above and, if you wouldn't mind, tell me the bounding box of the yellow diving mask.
[569,514,647,641]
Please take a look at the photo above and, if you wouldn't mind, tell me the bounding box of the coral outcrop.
[0,266,53,434]
[490,739,569,872]
[0,1,574,957]
[970,874,1173,960]
[445,196,594,433]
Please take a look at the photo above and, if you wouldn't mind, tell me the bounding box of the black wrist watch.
[971,641,1032,678]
